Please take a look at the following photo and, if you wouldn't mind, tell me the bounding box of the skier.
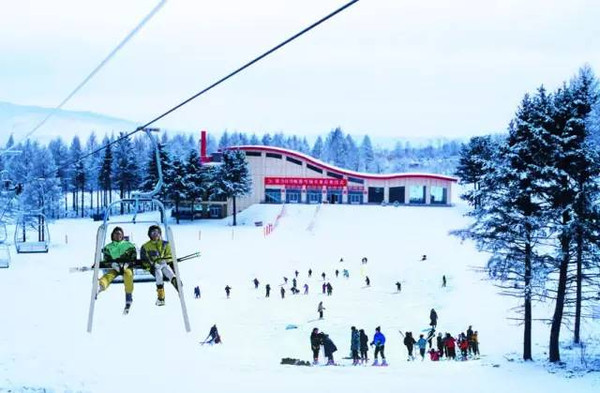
[429,308,438,328]
[141,225,179,307]
[359,329,369,364]
[466,325,474,355]
[365,276,370,287]
[395,281,402,292]
[96,226,137,314]
[202,324,222,345]
[444,333,456,360]
[253,278,259,289]
[318,301,325,319]
[303,283,309,295]
[335,269,339,278]
[321,333,337,365]
[310,328,321,364]
[194,286,201,299]
[292,277,297,288]
[421,254,427,261]
[265,283,271,298]
[280,287,285,299]
[471,331,480,358]
[308,268,312,278]
[402,331,416,361]
[225,285,232,298]
[343,269,349,278]
[350,326,360,365]
[417,334,427,360]
[361,257,368,264]
[321,272,326,281]
[442,275,447,287]
[436,332,444,358]
[370,326,387,366]
[322,282,327,294]
[326,282,333,296]
[295,270,299,278]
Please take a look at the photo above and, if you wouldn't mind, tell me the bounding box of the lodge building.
[229,145,458,213]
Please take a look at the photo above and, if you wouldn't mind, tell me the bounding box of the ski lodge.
[226,145,458,213]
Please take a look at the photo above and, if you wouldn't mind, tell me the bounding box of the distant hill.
[0,101,140,146]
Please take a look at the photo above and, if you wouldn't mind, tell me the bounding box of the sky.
[1,201,599,392]
[1,0,600,140]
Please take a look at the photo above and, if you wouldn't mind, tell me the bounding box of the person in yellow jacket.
[141,225,179,306]
[97,226,137,314]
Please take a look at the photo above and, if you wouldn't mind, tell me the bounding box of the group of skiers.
[96,225,180,314]
[401,326,480,362]
[310,325,387,366]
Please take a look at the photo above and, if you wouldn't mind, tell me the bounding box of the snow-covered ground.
[0,202,599,393]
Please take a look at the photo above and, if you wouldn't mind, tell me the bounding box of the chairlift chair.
[14,212,50,253]
[87,127,190,333]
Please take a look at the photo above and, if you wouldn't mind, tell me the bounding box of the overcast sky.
[1,0,599,140]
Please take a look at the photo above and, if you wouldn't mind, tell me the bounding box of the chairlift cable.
[40,0,361,182]
[13,0,167,147]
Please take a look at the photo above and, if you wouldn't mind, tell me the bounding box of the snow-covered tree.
[213,149,252,226]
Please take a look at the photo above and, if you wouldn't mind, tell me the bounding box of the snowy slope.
[0,202,598,393]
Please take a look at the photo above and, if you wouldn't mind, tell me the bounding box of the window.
[245,151,262,157]
[286,156,302,165]
[306,164,323,173]
[409,186,426,204]
[266,153,282,159]
[348,176,364,184]
[430,186,448,205]
[327,171,343,179]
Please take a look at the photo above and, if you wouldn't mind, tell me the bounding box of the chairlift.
[0,221,10,268]
[87,127,190,333]
[14,212,50,253]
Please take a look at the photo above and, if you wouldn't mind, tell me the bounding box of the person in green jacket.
[141,225,179,306]
[97,226,137,314]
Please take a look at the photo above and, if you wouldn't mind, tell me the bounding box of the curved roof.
[230,145,458,182]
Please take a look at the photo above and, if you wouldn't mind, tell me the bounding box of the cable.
[18,0,361,191]
[13,0,167,146]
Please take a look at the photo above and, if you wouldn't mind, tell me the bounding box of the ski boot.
[372,359,379,366]
[381,360,388,366]
[156,298,165,306]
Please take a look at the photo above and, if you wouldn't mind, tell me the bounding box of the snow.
[0,202,599,393]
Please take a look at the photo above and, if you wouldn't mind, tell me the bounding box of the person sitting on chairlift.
[141,225,179,306]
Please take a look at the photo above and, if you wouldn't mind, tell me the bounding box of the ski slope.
[0,202,598,393]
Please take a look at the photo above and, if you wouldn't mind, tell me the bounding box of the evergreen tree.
[311,136,324,160]
[213,149,252,226]
[344,134,359,171]
[69,136,83,215]
[249,134,260,145]
[455,135,499,207]
[139,142,171,201]
[359,135,375,172]
[48,137,71,212]
[165,157,188,224]
[98,136,113,209]
[184,148,204,220]
[112,133,139,214]
[218,131,230,149]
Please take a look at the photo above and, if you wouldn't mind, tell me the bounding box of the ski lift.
[87,127,190,333]
[0,221,9,268]
[14,212,50,253]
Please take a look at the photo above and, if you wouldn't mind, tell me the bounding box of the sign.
[265,177,347,187]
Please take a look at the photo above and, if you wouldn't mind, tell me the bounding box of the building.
[228,145,458,213]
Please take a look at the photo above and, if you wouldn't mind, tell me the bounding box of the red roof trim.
[228,145,458,182]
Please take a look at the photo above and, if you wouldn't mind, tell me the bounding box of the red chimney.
[200,130,209,163]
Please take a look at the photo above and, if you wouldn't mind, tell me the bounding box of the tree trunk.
[81,186,85,218]
[574,225,583,344]
[233,196,237,226]
[549,227,570,363]
[523,241,532,360]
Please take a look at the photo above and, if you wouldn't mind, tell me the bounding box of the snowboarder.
[429,308,438,328]
[359,329,369,364]
[370,326,387,366]
[194,285,201,299]
[253,278,259,289]
[265,283,271,298]
[365,276,370,287]
[310,328,321,364]
[141,225,179,307]
[96,226,137,314]
[395,281,401,292]
[202,324,222,345]
[350,326,360,365]
[318,301,325,319]
[225,285,231,298]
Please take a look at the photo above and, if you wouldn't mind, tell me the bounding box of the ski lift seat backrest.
[0,222,7,244]
[0,244,10,268]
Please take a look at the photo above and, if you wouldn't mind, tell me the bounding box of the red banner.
[265,177,347,187]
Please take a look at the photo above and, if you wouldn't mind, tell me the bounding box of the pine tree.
[359,135,375,172]
[48,137,71,213]
[98,136,113,210]
[69,136,83,215]
[165,157,188,224]
[311,136,324,160]
[213,149,252,226]
[184,149,204,220]
[455,135,499,208]
[112,133,139,214]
